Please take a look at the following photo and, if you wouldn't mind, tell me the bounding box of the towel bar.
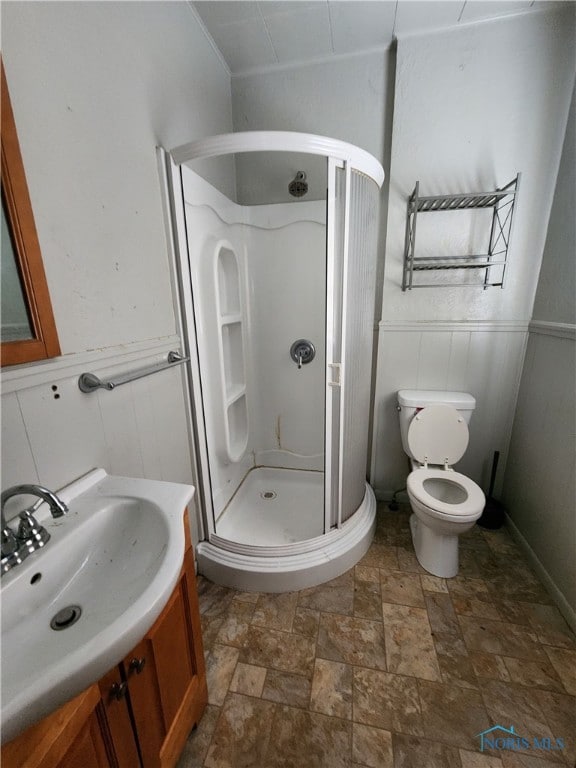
[78,351,189,393]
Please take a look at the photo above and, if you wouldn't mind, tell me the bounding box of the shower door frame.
[324,156,350,534]
[163,153,216,541]
[163,134,383,556]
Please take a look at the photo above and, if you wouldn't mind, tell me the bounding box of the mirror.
[1,197,33,341]
[1,61,60,366]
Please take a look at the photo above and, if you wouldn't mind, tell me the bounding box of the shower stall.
[166,132,384,592]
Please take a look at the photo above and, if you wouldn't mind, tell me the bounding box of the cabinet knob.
[129,656,146,674]
[110,681,128,700]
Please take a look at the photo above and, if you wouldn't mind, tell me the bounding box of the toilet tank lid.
[398,390,476,410]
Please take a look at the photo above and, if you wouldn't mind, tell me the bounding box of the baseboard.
[505,513,576,634]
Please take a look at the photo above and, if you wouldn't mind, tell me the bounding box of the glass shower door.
[338,170,379,523]
[325,161,380,529]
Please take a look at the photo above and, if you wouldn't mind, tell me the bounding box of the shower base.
[197,468,376,593]
[216,467,324,546]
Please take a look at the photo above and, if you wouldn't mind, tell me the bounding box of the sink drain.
[260,490,277,500]
[50,605,82,631]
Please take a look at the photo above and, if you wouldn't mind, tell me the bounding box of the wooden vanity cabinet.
[1,511,207,768]
[116,544,207,767]
[97,666,141,767]
[0,686,112,768]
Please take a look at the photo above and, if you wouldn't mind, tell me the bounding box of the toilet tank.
[397,390,476,458]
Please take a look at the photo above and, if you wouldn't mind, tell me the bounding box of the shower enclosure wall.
[167,132,384,592]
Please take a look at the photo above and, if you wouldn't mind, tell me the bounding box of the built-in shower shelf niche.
[217,246,241,314]
[215,242,248,463]
[221,312,242,325]
[220,321,245,399]
[402,174,521,291]
[227,395,248,461]
[226,385,246,407]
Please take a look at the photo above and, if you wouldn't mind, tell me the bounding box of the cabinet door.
[57,708,111,768]
[123,638,165,768]
[126,546,207,768]
[97,667,141,768]
[1,686,112,768]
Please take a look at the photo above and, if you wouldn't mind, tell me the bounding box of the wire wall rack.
[402,173,521,291]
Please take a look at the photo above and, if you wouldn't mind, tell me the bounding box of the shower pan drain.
[260,490,277,500]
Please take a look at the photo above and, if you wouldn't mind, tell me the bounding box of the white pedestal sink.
[1,469,195,743]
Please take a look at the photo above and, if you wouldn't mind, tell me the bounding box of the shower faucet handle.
[290,339,315,369]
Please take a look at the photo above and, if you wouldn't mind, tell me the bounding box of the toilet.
[397,390,486,578]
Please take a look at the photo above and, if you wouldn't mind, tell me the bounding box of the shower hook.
[290,339,315,369]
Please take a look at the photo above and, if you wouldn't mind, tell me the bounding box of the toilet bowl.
[397,392,485,578]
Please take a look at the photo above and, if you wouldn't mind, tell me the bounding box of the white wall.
[373,323,528,496]
[531,85,576,327]
[232,48,394,302]
[503,85,576,623]
[1,340,194,519]
[2,1,233,355]
[371,8,576,498]
[380,8,575,323]
[1,2,233,528]
[232,50,390,163]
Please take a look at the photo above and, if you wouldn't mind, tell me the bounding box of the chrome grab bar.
[78,351,189,394]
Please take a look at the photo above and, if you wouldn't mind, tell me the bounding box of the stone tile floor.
[177,504,576,768]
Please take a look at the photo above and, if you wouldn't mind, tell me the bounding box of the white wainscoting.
[370,321,529,500]
[1,336,198,539]
[503,322,576,627]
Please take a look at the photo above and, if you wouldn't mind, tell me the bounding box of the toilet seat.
[407,468,485,522]
[407,405,469,467]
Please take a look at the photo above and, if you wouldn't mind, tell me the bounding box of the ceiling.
[192,0,553,76]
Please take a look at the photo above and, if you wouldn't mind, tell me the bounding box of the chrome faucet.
[1,485,68,576]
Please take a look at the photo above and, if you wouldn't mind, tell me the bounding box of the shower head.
[288,171,308,198]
